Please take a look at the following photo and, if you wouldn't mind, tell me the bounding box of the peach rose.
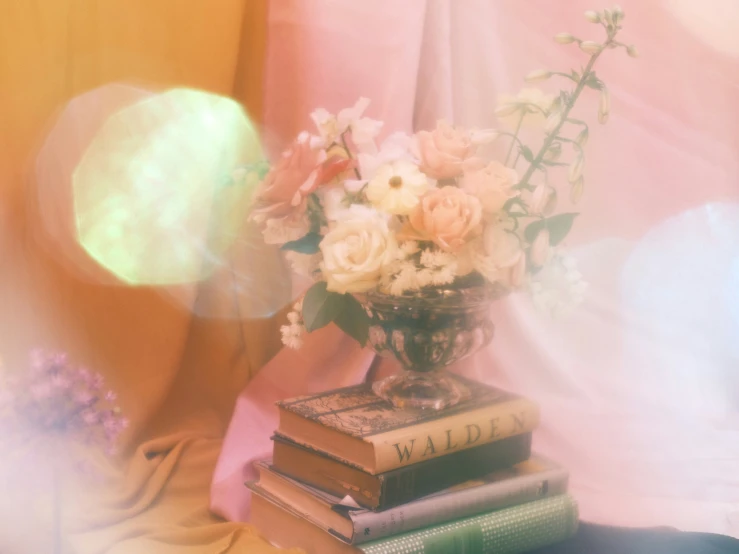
[254,135,352,220]
[460,161,519,214]
[414,121,481,179]
[401,186,483,252]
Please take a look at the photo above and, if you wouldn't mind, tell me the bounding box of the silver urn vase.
[357,284,504,410]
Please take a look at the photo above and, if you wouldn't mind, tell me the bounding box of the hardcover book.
[250,484,579,554]
[271,433,533,510]
[254,454,569,544]
[275,378,539,474]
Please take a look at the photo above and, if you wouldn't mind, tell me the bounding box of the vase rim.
[356,282,509,309]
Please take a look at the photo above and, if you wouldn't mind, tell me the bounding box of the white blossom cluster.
[380,242,458,296]
[280,298,306,349]
[527,252,588,318]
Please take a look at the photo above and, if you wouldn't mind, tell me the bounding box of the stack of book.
[248,377,578,553]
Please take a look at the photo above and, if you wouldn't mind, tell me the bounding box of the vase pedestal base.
[372,371,471,410]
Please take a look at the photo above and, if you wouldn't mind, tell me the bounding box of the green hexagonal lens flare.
[73,88,262,285]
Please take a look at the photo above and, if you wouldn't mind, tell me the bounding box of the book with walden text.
[253,454,569,544]
[250,483,578,554]
[275,377,539,474]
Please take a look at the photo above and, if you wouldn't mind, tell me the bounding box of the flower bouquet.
[250,6,636,409]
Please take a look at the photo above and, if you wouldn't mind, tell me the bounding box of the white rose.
[320,216,398,293]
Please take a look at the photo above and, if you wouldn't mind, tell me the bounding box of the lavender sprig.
[1,349,128,455]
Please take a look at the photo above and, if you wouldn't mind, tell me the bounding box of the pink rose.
[460,161,519,214]
[414,121,481,180]
[401,186,483,251]
[254,136,352,220]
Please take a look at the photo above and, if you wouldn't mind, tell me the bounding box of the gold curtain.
[0,1,292,552]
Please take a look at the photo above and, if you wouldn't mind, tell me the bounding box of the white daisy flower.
[366,159,431,215]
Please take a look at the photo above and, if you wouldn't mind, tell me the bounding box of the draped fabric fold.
[2,1,738,552]
[0,1,289,552]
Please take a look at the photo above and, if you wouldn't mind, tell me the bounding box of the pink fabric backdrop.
[212,0,739,537]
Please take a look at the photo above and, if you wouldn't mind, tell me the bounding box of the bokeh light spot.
[73,88,262,285]
[621,202,739,414]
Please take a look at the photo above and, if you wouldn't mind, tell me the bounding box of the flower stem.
[53,460,62,554]
[505,112,525,167]
[517,31,616,190]
[340,132,363,180]
[555,135,585,154]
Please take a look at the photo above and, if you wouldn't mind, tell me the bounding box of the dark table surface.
[529,522,739,554]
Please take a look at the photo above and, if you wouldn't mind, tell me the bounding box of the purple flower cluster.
[1,349,128,455]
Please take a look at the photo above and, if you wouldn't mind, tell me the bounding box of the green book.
[252,484,578,554]
[359,495,578,554]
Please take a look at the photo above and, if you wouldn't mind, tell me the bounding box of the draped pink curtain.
[213,0,739,537]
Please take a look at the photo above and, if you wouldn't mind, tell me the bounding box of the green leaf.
[281,232,322,254]
[451,271,486,289]
[254,160,271,180]
[583,72,604,90]
[307,194,327,232]
[334,294,370,346]
[519,145,534,162]
[524,213,579,246]
[571,70,580,82]
[302,282,345,332]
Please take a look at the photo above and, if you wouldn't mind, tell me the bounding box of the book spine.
[353,467,568,543]
[371,398,539,473]
[273,437,383,509]
[359,494,578,554]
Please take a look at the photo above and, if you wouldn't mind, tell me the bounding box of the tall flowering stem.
[517,22,619,191]
[504,112,525,166]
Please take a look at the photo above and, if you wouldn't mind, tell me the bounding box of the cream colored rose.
[413,121,481,179]
[401,186,483,252]
[460,161,519,214]
[366,159,430,215]
[320,215,398,293]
